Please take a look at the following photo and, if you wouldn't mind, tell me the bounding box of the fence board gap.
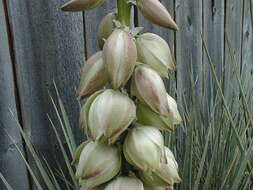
[0,1,30,189]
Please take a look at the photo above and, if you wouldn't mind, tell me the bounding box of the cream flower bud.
[76,52,108,99]
[136,102,174,131]
[166,94,182,125]
[75,141,121,190]
[139,147,181,188]
[79,90,105,134]
[61,0,106,11]
[123,126,165,171]
[104,177,144,190]
[136,33,175,78]
[103,29,137,89]
[98,12,116,49]
[137,95,182,131]
[81,89,136,144]
[144,184,166,190]
[132,65,170,117]
[136,0,178,30]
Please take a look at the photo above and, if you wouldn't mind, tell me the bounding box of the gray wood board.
[0,1,29,189]
[203,0,225,103]
[241,1,253,110]
[175,0,203,101]
[224,0,243,109]
[5,0,85,187]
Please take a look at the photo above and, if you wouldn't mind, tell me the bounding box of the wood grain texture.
[174,1,202,188]
[175,0,203,101]
[203,0,225,101]
[84,1,116,57]
[241,0,253,109]
[224,0,243,106]
[5,0,85,187]
[0,1,30,189]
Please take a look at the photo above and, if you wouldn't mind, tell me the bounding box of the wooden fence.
[0,0,252,189]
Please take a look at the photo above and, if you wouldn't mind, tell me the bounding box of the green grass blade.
[0,173,13,190]
[9,110,56,190]
[42,157,62,190]
[193,125,212,190]
[230,140,253,190]
[49,94,75,156]
[5,132,43,190]
[201,34,245,154]
[47,115,79,189]
[53,81,77,151]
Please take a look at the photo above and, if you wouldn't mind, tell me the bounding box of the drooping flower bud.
[104,177,144,190]
[81,89,136,144]
[123,126,165,171]
[132,65,170,117]
[75,141,121,190]
[103,29,137,89]
[61,0,106,11]
[76,52,108,99]
[79,90,105,134]
[136,33,175,78]
[136,0,178,30]
[166,94,182,125]
[137,94,182,131]
[98,12,116,49]
[139,147,181,188]
[137,102,174,131]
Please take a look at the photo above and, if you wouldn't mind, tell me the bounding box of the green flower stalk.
[61,0,181,189]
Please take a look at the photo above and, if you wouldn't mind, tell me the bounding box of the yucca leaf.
[9,110,56,190]
[0,172,13,190]
[47,115,79,189]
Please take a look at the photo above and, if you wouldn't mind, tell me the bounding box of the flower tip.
[61,1,72,11]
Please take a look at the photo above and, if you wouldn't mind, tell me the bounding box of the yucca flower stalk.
[61,0,181,189]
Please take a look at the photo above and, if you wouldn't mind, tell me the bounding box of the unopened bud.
[61,0,106,11]
[136,33,175,78]
[98,12,116,49]
[132,65,170,117]
[104,177,144,190]
[136,0,178,30]
[123,126,164,171]
[103,29,137,89]
[139,147,181,188]
[75,141,121,190]
[76,52,108,99]
[81,89,136,144]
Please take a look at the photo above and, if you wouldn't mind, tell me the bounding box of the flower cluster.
[62,0,182,189]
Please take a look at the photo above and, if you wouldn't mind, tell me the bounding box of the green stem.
[117,0,132,27]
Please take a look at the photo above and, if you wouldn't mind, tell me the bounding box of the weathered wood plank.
[0,1,29,189]
[5,0,85,187]
[84,2,116,57]
[224,0,243,106]
[175,1,202,188]
[241,0,253,109]
[203,0,225,101]
[175,0,203,102]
